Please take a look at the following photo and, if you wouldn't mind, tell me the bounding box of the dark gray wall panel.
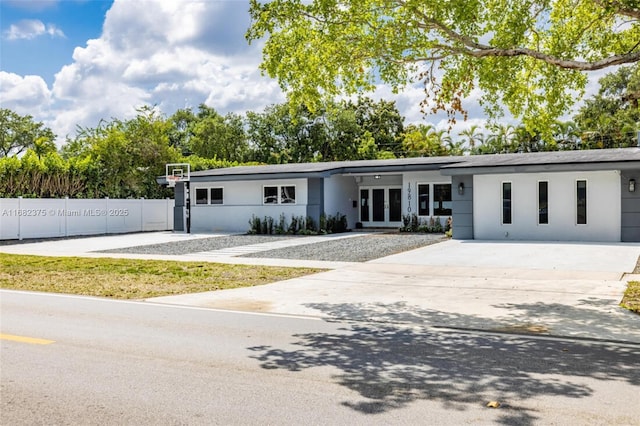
[306,178,324,225]
[621,171,640,241]
[451,175,473,240]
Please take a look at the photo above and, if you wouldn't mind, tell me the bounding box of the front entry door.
[360,187,402,226]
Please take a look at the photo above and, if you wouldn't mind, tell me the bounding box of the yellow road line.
[0,333,55,345]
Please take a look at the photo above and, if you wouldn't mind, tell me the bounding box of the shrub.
[400,213,420,232]
[248,215,261,234]
[249,212,348,235]
[319,212,348,234]
[275,213,287,234]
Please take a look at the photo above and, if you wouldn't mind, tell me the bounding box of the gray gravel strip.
[241,233,446,262]
[96,232,446,261]
[97,235,294,256]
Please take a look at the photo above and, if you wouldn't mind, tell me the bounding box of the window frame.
[432,183,452,216]
[194,187,224,206]
[538,181,548,225]
[280,185,296,204]
[502,181,512,225]
[263,184,297,205]
[210,187,224,205]
[417,183,430,216]
[576,179,587,225]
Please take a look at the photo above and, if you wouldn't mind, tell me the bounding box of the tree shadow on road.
[248,302,640,425]
[492,297,640,342]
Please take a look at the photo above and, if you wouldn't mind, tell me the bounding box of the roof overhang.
[440,161,640,176]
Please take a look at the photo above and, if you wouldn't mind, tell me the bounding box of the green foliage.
[320,212,348,234]
[248,0,640,133]
[0,109,56,157]
[0,150,92,198]
[400,214,450,233]
[621,281,640,314]
[248,212,348,235]
[190,105,249,162]
[246,97,406,162]
[574,65,640,149]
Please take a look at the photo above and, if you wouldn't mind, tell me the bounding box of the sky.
[0,0,605,148]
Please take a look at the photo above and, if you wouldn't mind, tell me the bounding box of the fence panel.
[0,198,173,240]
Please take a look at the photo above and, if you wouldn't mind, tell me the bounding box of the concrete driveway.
[149,239,640,344]
[2,232,639,343]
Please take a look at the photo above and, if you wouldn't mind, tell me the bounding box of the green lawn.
[621,281,640,314]
[0,253,323,299]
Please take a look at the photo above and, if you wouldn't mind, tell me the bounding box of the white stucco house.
[163,148,640,242]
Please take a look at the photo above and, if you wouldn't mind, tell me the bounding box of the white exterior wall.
[473,171,621,242]
[324,175,359,228]
[0,198,173,240]
[403,171,452,220]
[190,178,309,233]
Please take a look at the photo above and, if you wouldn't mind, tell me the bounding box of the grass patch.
[621,281,640,314]
[0,253,323,299]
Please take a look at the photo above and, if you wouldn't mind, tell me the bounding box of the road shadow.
[248,302,640,425]
[491,298,640,341]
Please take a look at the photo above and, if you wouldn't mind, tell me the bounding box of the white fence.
[0,198,174,240]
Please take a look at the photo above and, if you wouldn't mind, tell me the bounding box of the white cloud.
[4,19,65,40]
[0,71,51,113]
[38,0,283,144]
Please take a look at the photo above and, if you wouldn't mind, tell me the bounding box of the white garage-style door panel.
[473,171,621,242]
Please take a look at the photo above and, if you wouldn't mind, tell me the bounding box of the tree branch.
[397,0,640,71]
[593,0,640,19]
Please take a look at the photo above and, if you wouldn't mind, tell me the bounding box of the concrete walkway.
[2,232,639,344]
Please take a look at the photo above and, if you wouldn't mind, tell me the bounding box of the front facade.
[164,148,640,242]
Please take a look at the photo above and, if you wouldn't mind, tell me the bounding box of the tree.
[0,109,56,157]
[574,65,640,148]
[552,121,581,151]
[347,97,404,156]
[247,0,640,135]
[168,108,197,155]
[246,103,311,163]
[458,125,484,154]
[190,105,249,162]
[402,124,448,157]
[63,107,179,198]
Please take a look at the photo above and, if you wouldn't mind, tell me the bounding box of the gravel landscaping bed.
[98,235,293,256]
[242,233,446,262]
[97,232,446,261]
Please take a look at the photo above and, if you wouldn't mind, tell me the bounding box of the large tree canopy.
[247,0,640,132]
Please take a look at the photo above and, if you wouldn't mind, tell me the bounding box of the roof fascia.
[440,161,640,176]
[189,171,332,182]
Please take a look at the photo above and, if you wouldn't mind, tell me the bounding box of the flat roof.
[443,148,640,169]
[166,148,640,182]
[188,155,467,179]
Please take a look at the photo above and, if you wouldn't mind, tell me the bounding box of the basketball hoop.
[164,163,190,188]
[166,175,180,188]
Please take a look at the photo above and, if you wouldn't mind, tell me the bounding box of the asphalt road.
[2,290,639,425]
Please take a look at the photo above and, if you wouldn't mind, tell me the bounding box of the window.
[418,184,430,216]
[210,188,223,205]
[195,187,224,205]
[195,188,208,205]
[264,185,296,204]
[281,186,296,204]
[433,184,452,216]
[263,186,278,204]
[360,189,369,222]
[538,181,548,224]
[502,182,512,224]
[577,180,587,225]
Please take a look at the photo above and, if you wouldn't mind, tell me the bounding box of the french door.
[360,187,402,226]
